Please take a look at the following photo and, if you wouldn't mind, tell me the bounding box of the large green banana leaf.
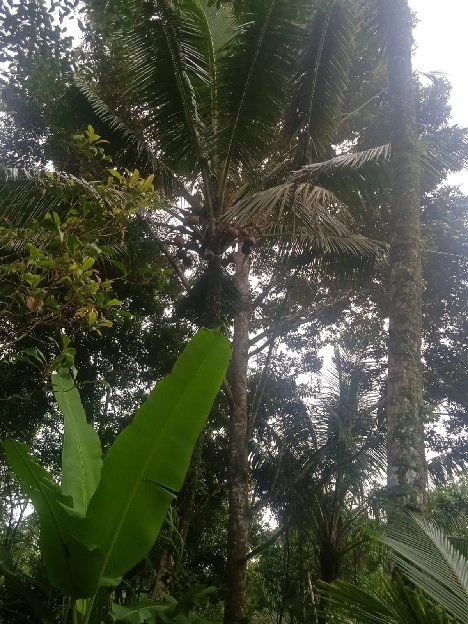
[1,440,86,596]
[3,328,231,599]
[53,373,103,516]
[83,328,231,588]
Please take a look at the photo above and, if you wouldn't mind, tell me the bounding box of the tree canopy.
[1,1,468,623]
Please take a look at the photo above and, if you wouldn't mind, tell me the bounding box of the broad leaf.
[112,599,163,623]
[53,373,102,515]
[112,586,217,623]
[1,440,81,596]
[84,329,231,587]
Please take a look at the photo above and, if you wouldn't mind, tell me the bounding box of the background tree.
[382,0,426,509]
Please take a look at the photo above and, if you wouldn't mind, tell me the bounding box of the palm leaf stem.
[136,212,191,291]
[219,0,277,204]
[156,0,215,227]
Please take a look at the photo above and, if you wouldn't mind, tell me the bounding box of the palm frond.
[383,514,468,624]
[223,181,347,228]
[291,143,391,182]
[287,0,356,163]
[353,0,387,65]
[117,0,214,188]
[326,576,455,624]
[216,0,306,190]
[0,169,113,228]
[0,170,129,260]
[0,170,48,226]
[73,81,179,192]
[286,143,391,211]
[311,347,386,495]
[222,179,387,262]
[422,128,468,190]
[194,2,235,146]
[427,451,465,488]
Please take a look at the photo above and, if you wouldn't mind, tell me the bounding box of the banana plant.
[2,328,231,624]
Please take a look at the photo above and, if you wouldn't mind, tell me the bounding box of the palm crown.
[77,0,388,273]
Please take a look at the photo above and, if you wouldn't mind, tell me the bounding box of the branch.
[137,212,191,291]
[222,378,235,415]
[1,315,55,351]
[244,526,287,562]
[249,297,348,357]
[251,442,333,516]
[251,272,277,310]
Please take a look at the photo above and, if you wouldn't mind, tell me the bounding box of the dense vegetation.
[1,0,468,623]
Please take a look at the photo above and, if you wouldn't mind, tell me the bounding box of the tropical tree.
[66,2,392,620]
[249,344,385,623]
[381,0,427,509]
[0,0,77,167]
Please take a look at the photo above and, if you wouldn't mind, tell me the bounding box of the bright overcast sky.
[410,0,468,189]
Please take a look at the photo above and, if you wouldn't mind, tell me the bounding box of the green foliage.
[327,575,455,624]
[382,514,468,623]
[1,2,468,623]
[325,513,468,624]
[0,0,76,168]
[112,585,217,623]
[76,0,389,268]
[0,127,163,340]
[54,373,103,516]
[2,329,231,622]
[0,544,55,623]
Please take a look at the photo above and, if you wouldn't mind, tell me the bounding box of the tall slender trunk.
[383,0,427,510]
[224,250,251,624]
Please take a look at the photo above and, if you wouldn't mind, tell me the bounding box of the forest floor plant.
[325,512,468,624]
[1,329,231,624]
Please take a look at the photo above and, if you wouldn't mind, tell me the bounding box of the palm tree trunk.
[224,249,251,624]
[383,0,427,510]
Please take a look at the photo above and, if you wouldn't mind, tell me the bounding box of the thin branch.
[222,378,235,415]
[251,272,278,310]
[137,212,191,291]
[1,315,55,350]
[249,296,348,356]
[244,526,287,562]
[340,90,385,125]
[251,442,334,516]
